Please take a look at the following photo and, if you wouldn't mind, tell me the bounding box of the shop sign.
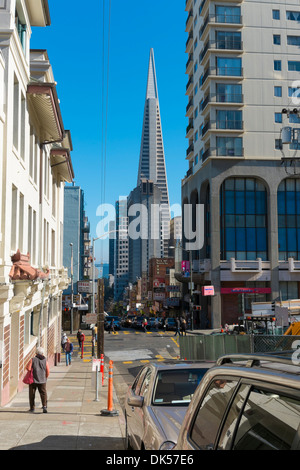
[202,286,215,296]
[221,287,271,294]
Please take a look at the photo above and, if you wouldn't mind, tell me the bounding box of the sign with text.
[221,287,272,294]
[202,286,215,296]
[78,281,92,293]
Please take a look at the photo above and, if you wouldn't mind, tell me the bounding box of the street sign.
[78,280,92,293]
[92,358,101,372]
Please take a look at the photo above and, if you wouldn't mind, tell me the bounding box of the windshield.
[152,368,209,406]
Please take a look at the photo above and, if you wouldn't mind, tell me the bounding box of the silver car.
[124,361,213,450]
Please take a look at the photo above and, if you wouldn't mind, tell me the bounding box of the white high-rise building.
[181,0,300,329]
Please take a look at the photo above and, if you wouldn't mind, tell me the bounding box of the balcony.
[202,147,244,161]
[200,0,243,18]
[202,119,243,137]
[200,39,243,64]
[186,98,194,117]
[185,11,194,32]
[202,66,243,85]
[201,92,243,111]
[186,76,194,95]
[185,32,194,53]
[186,143,194,157]
[186,121,194,139]
[200,14,242,39]
[185,54,194,75]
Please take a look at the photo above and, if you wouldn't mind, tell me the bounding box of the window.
[217,57,242,76]
[279,281,298,301]
[190,379,238,449]
[216,31,241,49]
[275,112,282,123]
[220,178,268,261]
[273,10,280,19]
[273,34,281,45]
[11,185,17,250]
[13,76,19,150]
[278,178,300,260]
[274,60,282,71]
[216,83,242,103]
[286,10,300,21]
[288,86,300,98]
[288,61,300,72]
[232,387,300,450]
[215,5,241,24]
[216,110,242,130]
[287,36,300,46]
[216,136,243,156]
[274,86,282,97]
[275,138,283,150]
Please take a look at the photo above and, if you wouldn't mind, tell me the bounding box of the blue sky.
[31,0,188,262]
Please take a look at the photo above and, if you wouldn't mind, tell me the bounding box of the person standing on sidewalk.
[77,329,83,349]
[64,338,73,366]
[181,317,187,336]
[109,318,115,334]
[26,347,50,413]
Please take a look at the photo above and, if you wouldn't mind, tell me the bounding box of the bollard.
[100,354,104,386]
[100,360,119,416]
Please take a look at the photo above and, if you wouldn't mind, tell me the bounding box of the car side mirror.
[127,395,144,408]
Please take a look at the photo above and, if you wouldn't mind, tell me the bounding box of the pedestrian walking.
[26,347,50,413]
[142,317,148,333]
[61,332,67,351]
[181,317,187,336]
[94,325,98,341]
[64,338,73,366]
[155,317,159,332]
[109,318,115,334]
[77,329,83,349]
[174,317,181,337]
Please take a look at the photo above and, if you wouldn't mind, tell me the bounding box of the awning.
[25,0,51,27]
[50,147,74,183]
[27,82,64,144]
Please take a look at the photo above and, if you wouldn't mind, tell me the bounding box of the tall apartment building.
[0,0,73,405]
[114,197,129,301]
[181,0,300,328]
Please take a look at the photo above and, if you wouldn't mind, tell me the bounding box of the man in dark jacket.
[26,347,49,413]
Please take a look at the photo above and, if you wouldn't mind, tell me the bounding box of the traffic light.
[271,301,275,311]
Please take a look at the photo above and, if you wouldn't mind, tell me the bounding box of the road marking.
[171,337,180,348]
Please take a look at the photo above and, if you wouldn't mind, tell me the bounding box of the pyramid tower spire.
[137,49,170,256]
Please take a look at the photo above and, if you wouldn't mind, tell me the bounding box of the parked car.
[165,318,176,331]
[104,316,121,331]
[175,353,300,451]
[124,361,213,450]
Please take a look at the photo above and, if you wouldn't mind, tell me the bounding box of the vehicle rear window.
[190,379,238,449]
[152,369,209,405]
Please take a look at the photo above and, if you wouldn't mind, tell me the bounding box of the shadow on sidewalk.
[10,435,125,450]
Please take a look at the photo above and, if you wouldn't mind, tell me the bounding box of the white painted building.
[0,0,73,405]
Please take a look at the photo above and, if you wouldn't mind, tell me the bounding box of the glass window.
[216,31,241,49]
[220,178,268,260]
[190,379,238,450]
[232,388,300,450]
[273,34,281,45]
[152,368,210,406]
[278,179,300,260]
[217,57,242,76]
[272,9,280,19]
[215,5,241,23]
[216,136,243,156]
[275,113,282,123]
[286,10,300,21]
[287,36,300,46]
[216,83,242,103]
[274,60,282,71]
[274,86,282,97]
[288,61,300,72]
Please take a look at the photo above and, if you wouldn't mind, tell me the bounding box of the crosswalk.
[62,330,181,365]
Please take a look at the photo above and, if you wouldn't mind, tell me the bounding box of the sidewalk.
[0,351,125,450]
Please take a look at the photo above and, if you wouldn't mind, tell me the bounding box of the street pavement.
[0,332,125,450]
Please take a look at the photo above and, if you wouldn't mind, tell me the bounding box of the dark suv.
[175,353,300,451]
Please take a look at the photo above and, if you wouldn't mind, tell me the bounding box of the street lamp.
[70,243,74,334]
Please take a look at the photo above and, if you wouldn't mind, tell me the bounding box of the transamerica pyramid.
[137,48,170,256]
